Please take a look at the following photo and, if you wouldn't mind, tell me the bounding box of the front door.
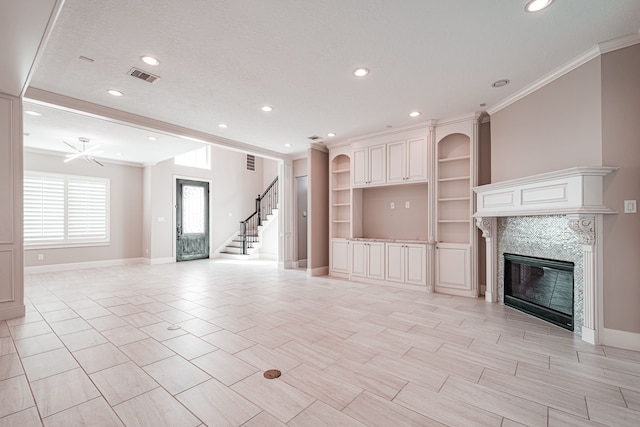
[176,179,209,261]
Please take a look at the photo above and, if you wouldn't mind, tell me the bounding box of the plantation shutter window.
[24,171,110,246]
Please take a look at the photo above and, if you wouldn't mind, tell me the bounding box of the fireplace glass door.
[504,253,574,330]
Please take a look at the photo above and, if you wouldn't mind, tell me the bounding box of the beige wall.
[491,57,603,182]
[262,157,279,189]
[147,145,268,260]
[23,151,144,267]
[308,148,329,270]
[601,44,640,333]
[361,184,429,240]
[293,157,308,178]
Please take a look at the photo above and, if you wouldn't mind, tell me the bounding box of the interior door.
[176,179,209,261]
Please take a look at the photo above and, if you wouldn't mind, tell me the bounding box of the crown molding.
[487,33,640,116]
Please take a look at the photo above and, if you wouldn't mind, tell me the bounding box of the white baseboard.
[308,266,329,277]
[25,257,146,274]
[0,304,26,321]
[147,257,175,265]
[600,327,640,351]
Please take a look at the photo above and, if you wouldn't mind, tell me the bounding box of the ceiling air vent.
[307,135,322,141]
[127,67,160,83]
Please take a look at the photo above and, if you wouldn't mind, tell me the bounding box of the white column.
[427,122,437,292]
[0,93,25,320]
[278,159,295,269]
[476,217,497,303]
[568,214,598,344]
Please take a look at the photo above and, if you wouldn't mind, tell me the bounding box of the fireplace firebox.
[504,253,574,330]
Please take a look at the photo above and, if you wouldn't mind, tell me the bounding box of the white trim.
[0,304,26,322]
[25,257,145,274]
[487,33,640,115]
[307,266,329,277]
[144,257,175,265]
[600,327,640,351]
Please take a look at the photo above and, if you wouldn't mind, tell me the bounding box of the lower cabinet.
[351,241,385,280]
[330,239,350,274]
[435,243,471,295]
[386,243,427,286]
[351,240,427,287]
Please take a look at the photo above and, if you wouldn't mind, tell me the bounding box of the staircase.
[220,176,278,259]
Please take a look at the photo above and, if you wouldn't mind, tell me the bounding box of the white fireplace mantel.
[473,166,618,218]
[473,166,617,346]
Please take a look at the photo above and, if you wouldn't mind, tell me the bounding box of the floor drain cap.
[263,369,281,379]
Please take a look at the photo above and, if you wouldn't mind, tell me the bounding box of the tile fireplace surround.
[474,166,617,345]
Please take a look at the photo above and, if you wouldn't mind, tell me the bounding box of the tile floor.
[1,259,639,426]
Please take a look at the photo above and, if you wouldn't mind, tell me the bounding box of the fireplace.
[504,253,574,330]
[474,166,618,344]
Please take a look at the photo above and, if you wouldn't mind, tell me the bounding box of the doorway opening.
[296,175,308,268]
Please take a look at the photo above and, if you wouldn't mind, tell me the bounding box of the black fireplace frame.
[504,253,574,331]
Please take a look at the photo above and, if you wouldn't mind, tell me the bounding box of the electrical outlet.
[390,202,395,209]
[37,254,44,261]
[624,200,637,213]
[405,201,410,209]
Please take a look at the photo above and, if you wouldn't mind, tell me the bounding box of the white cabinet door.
[367,242,385,279]
[352,148,368,187]
[435,243,471,293]
[386,141,406,184]
[406,137,428,182]
[368,145,386,186]
[331,239,349,274]
[405,243,427,286]
[385,243,405,283]
[351,241,367,278]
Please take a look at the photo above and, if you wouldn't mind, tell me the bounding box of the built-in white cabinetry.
[387,137,428,184]
[353,145,386,187]
[351,240,385,280]
[434,118,478,297]
[328,116,479,296]
[385,243,427,286]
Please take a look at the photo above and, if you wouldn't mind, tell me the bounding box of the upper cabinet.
[353,144,386,187]
[353,135,427,188]
[387,137,428,184]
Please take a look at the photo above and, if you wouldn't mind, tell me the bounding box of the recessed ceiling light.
[409,111,421,118]
[115,152,123,156]
[284,143,292,147]
[148,136,157,141]
[525,0,553,12]
[261,106,273,112]
[141,56,160,66]
[353,67,369,77]
[327,132,336,137]
[107,89,124,97]
[24,110,42,116]
[218,123,228,128]
[492,79,510,88]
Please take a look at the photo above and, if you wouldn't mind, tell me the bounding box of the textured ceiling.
[18,0,640,163]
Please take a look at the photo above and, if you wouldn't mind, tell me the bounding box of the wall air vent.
[246,154,256,172]
[127,67,160,83]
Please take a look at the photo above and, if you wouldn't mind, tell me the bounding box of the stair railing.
[239,176,278,255]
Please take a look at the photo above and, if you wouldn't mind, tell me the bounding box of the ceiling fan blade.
[91,158,105,167]
[63,140,82,152]
[64,152,85,162]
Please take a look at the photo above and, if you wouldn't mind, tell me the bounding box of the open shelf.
[438,155,470,163]
[437,133,471,244]
[331,154,351,239]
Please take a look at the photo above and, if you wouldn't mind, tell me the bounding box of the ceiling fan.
[63,137,104,167]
